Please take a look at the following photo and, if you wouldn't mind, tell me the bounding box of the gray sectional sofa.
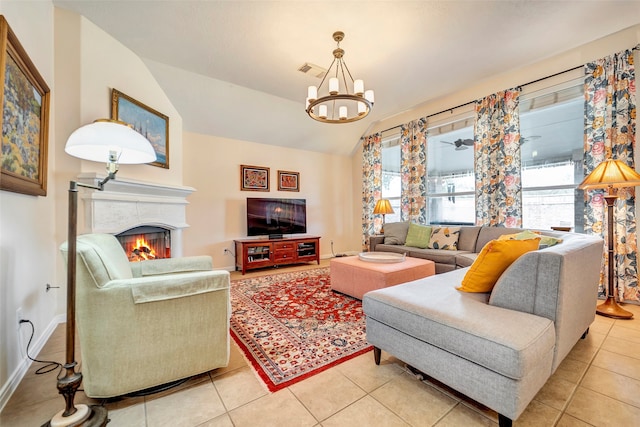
[363,226,603,426]
[370,223,564,274]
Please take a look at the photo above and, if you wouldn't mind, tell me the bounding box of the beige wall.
[1,5,184,409]
[0,1,57,407]
[353,24,640,230]
[1,1,639,411]
[182,131,358,269]
[369,25,640,135]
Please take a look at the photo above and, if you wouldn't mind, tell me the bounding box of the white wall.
[182,131,358,269]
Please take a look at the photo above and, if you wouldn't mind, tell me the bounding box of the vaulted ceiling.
[53,1,640,156]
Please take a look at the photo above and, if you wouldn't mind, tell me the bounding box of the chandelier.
[305,31,374,124]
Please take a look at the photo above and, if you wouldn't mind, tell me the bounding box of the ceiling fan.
[441,138,474,151]
[521,135,541,144]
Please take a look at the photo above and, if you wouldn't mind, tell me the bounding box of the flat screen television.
[246,198,307,239]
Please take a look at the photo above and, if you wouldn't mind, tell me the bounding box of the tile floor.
[2,261,640,426]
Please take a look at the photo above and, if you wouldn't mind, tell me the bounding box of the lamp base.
[42,405,108,427]
[596,296,634,319]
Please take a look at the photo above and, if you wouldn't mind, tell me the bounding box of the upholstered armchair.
[61,233,230,398]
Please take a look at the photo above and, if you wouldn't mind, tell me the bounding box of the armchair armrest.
[107,269,230,304]
[130,255,213,277]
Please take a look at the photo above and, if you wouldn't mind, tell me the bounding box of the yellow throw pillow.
[458,238,541,293]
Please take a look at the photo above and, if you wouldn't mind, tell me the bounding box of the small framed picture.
[111,88,169,169]
[278,170,299,192]
[241,165,270,191]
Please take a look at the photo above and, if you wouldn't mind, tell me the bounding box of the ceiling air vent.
[298,62,327,79]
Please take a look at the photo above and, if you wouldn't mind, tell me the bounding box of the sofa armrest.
[369,235,385,252]
[130,255,214,277]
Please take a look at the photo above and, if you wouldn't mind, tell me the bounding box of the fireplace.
[77,173,195,258]
[116,226,171,261]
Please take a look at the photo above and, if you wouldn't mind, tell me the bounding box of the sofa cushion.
[405,223,432,248]
[428,226,461,250]
[374,244,411,255]
[457,226,482,252]
[455,253,478,268]
[474,227,524,252]
[383,221,410,245]
[363,270,556,380]
[497,230,563,248]
[407,248,471,266]
[458,238,540,293]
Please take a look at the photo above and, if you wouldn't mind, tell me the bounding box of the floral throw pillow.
[427,226,461,250]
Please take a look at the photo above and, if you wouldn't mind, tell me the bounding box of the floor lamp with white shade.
[578,158,640,320]
[43,119,156,427]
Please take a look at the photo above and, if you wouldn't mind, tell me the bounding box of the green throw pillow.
[405,223,432,249]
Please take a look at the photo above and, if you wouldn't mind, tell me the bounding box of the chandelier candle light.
[43,119,156,427]
[578,158,640,320]
[305,31,374,123]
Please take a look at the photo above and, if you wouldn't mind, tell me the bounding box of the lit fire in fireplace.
[128,237,157,261]
[117,228,171,262]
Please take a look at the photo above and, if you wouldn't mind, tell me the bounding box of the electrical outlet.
[223,248,231,256]
[16,307,23,329]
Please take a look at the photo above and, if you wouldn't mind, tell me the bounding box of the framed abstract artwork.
[278,170,299,192]
[111,88,169,169]
[241,165,270,191]
[0,16,50,196]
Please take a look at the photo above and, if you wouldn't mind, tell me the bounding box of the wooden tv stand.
[234,236,321,275]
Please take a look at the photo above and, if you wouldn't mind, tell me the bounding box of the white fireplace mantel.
[77,173,195,257]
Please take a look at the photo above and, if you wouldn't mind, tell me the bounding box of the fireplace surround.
[76,173,194,257]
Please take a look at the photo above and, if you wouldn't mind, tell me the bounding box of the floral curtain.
[584,47,638,302]
[474,88,522,227]
[400,117,428,223]
[361,133,382,250]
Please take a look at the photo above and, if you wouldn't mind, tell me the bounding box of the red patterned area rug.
[230,267,372,392]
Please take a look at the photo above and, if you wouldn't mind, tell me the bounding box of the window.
[520,80,584,231]
[376,72,585,230]
[381,131,402,223]
[426,113,475,225]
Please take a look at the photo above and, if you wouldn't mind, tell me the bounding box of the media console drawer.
[234,236,321,274]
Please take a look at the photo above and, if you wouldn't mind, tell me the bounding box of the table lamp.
[373,199,394,234]
[44,119,155,427]
[578,158,640,319]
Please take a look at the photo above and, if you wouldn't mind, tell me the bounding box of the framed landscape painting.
[0,16,50,196]
[241,165,270,191]
[111,88,169,168]
[278,170,299,192]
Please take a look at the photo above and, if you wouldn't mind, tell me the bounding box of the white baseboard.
[0,314,65,413]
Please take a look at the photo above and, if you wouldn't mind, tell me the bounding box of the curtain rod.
[379,64,584,135]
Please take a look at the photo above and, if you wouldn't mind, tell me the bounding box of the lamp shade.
[578,159,640,190]
[373,199,394,215]
[65,119,156,164]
